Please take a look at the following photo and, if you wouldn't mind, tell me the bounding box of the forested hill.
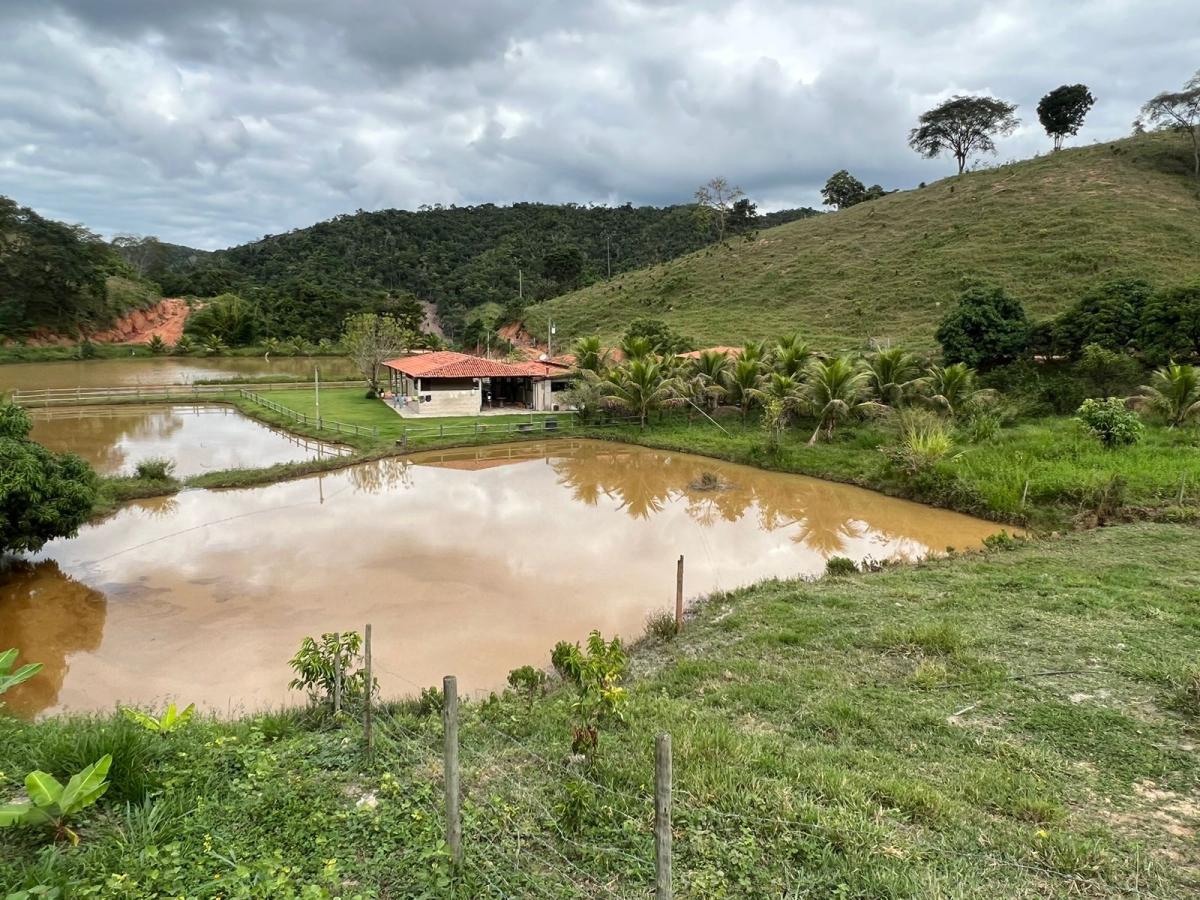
[164,202,818,337]
[526,132,1200,349]
[0,196,158,338]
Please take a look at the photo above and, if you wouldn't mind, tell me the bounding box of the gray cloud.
[0,0,1196,248]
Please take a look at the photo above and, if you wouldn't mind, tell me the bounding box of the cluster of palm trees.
[569,336,993,442]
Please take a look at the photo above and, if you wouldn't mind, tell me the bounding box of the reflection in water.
[0,440,1005,717]
[0,561,107,718]
[29,405,347,477]
[0,356,359,392]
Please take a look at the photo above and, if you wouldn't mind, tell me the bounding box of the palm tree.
[572,336,610,375]
[1134,361,1200,427]
[865,347,923,408]
[750,373,806,428]
[602,359,679,428]
[619,334,655,362]
[773,341,812,378]
[725,357,764,422]
[802,356,876,444]
[924,363,993,417]
[739,339,769,367]
[688,350,732,411]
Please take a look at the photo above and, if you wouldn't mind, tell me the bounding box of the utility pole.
[518,268,523,301]
[548,319,555,358]
[314,366,321,428]
[606,233,612,279]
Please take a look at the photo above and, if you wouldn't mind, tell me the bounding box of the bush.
[825,556,858,576]
[936,285,1030,370]
[1139,283,1200,363]
[962,411,1000,443]
[133,457,175,481]
[643,609,678,641]
[883,410,959,474]
[1075,398,1144,448]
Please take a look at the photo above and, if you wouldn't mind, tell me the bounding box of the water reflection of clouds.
[13,440,1004,714]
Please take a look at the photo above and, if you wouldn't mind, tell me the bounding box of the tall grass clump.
[19,715,166,803]
[883,409,959,475]
[133,457,176,481]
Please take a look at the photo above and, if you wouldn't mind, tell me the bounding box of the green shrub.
[1075,398,1144,448]
[825,556,858,576]
[961,411,1001,443]
[506,665,547,708]
[0,755,112,845]
[936,285,1030,370]
[550,641,577,680]
[416,686,443,717]
[644,609,678,641]
[133,457,175,481]
[883,410,959,474]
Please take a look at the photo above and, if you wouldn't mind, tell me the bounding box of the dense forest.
[134,201,818,339]
[0,196,156,338]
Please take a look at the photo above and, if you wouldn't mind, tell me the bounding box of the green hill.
[525,133,1200,350]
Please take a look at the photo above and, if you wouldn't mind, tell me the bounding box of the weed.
[824,556,858,577]
[132,457,175,481]
[643,609,678,641]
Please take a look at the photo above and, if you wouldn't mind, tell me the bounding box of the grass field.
[524,133,1200,350]
[3,524,1197,896]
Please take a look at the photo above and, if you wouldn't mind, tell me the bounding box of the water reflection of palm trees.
[0,560,107,717]
[550,446,941,558]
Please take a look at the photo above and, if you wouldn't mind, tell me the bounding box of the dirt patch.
[90,298,189,345]
[1103,779,1199,874]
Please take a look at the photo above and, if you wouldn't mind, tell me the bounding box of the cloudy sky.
[2,1,1196,250]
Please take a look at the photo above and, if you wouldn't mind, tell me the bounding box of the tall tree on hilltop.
[821,170,867,209]
[1037,84,1095,151]
[908,96,1020,174]
[1142,70,1200,178]
[694,177,745,243]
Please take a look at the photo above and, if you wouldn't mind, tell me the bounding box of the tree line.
[133,200,817,341]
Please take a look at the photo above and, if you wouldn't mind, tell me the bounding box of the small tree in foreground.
[341,312,414,397]
[1,402,97,556]
[1037,84,1095,151]
[1142,70,1200,178]
[909,95,1020,174]
[1076,398,1144,448]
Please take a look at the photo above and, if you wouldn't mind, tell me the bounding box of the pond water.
[28,404,349,477]
[0,356,358,392]
[0,440,1005,717]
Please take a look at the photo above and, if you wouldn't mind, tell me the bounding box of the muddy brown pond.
[0,356,358,392]
[28,404,349,477]
[0,440,1006,717]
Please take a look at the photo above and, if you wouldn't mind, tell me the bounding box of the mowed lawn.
[263,387,570,445]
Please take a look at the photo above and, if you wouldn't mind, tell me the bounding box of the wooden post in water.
[333,632,343,716]
[443,675,462,865]
[363,624,373,757]
[655,733,672,900]
[675,555,685,634]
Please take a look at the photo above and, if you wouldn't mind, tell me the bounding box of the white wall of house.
[420,388,482,416]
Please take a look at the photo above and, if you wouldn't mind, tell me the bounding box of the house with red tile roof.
[382,351,574,416]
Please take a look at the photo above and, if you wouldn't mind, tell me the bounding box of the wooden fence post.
[333,632,343,716]
[675,555,685,634]
[363,624,373,757]
[443,675,462,865]
[655,733,672,900]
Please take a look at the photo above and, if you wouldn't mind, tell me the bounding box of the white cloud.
[0,0,1196,248]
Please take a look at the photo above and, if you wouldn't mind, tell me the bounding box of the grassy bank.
[2,524,1197,896]
[577,415,1200,531]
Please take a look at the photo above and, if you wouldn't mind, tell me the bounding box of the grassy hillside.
[526,133,1200,350]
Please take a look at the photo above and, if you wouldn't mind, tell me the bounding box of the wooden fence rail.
[9,381,360,407]
[238,390,379,439]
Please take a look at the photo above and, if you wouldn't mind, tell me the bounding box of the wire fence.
[396,413,647,447]
[238,389,380,438]
[319,626,1175,899]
